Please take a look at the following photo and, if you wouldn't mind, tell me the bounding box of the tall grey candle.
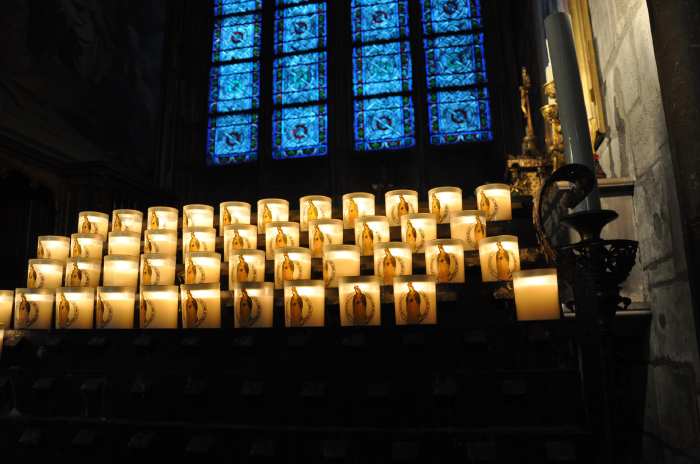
[545,12,601,211]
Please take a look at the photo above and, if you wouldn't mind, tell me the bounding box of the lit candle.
[513,269,561,321]
[108,231,141,256]
[338,276,381,327]
[274,247,311,289]
[77,211,109,239]
[112,209,143,233]
[450,210,487,250]
[342,192,375,229]
[223,224,258,261]
[478,235,521,282]
[55,287,94,329]
[428,186,463,224]
[146,206,179,231]
[96,287,136,329]
[308,219,343,258]
[475,184,512,221]
[229,249,266,287]
[323,244,360,288]
[354,215,390,256]
[299,195,332,231]
[182,227,216,262]
[0,290,13,329]
[393,275,437,325]
[257,198,289,233]
[140,253,176,286]
[184,251,221,284]
[401,213,437,253]
[139,285,179,329]
[232,282,274,328]
[425,239,465,283]
[374,242,412,286]
[14,288,54,329]
[183,204,214,229]
[385,189,418,226]
[36,235,70,262]
[103,255,140,287]
[64,258,101,287]
[219,201,251,236]
[70,233,104,260]
[284,280,324,328]
[265,221,300,259]
[143,229,177,255]
[26,259,64,289]
[180,283,221,329]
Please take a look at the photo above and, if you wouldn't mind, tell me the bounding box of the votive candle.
[78,211,109,239]
[70,233,104,260]
[284,280,324,328]
[385,189,418,226]
[14,288,54,329]
[96,286,136,329]
[513,269,561,321]
[450,210,487,250]
[428,186,463,224]
[143,229,177,255]
[139,285,179,329]
[257,198,289,233]
[112,209,143,233]
[184,251,221,284]
[180,283,221,329]
[265,221,300,260]
[338,276,381,327]
[140,253,176,286]
[323,244,360,288]
[475,183,512,221]
[274,247,311,289]
[425,239,465,283]
[64,258,101,287]
[223,224,258,261]
[27,259,64,289]
[355,215,390,256]
[108,232,141,256]
[182,227,216,261]
[308,219,343,257]
[232,282,274,328]
[220,201,251,236]
[299,195,332,231]
[147,206,178,231]
[0,291,13,329]
[229,249,266,287]
[393,275,437,325]
[183,204,214,229]
[36,235,70,262]
[55,287,94,329]
[342,192,375,229]
[478,235,520,282]
[373,242,412,286]
[401,213,437,253]
[103,255,139,287]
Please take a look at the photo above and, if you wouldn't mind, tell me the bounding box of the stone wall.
[587,0,700,460]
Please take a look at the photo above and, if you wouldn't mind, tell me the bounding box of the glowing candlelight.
[77,211,109,239]
[220,201,251,236]
[184,252,221,284]
[108,231,141,256]
[147,206,179,231]
[102,255,139,287]
[283,280,324,328]
[70,233,104,260]
[96,287,135,329]
[299,195,332,231]
[64,258,101,287]
[513,269,561,321]
[342,192,375,229]
[323,244,360,288]
[274,247,311,289]
[385,189,418,226]
[55,287,94,329]
[373,242,412,286]
[182,227,216,261]
[14,288,54,329]
[265,221,300,260]
[223,224,258,261]
[112,209,143,233]
[354,215,390,256]
[475,184,512,221]
[140,253,176,286]
[183,204,214,229]
[0,291,13,329]
[425,239,465,283]
[229,249,266,287]
[180,283,221,329]
[143,229,177,255]
[36,235,70,262]
[139,285,178,329]
[27,259,64,289]
[401,213,437,253]
[308,219,343,258]
[450,210,487,250]
[393,275,437,325]
[428,186,463,224]
[478,235,520,282]
[232,282,274,328]
[338,276,381,327]
[257,198,289,233]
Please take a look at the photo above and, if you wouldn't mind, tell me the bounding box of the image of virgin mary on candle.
[488,241,516,281]
[15,293,39,328]
[429,244,458,283]
[286,287,312,327]
[236,288,261,328]
[398,282,430,325]
[344,285,375,326]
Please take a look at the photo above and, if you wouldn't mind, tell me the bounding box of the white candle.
[299,195,332,231]
[55,287,94,329]
[70,233,104,260]
[180,283,221,329]
[323,244,360,288]
[385,189,418,226]
[0,290,13,329]
[265,221,300,259]
[143,229,177,255]
[232,282,274,328]
[182,227,216,261]
[183,204,214,229]
[257,198,289,233]
[140,253,176,286]
[393,275,437,325]
[342,192,375,229]
[338,276,381,327]
[77,211,109,239]
[478,235,520,282]
[36,235,70,262]
[27,259,64,289]
[112,209,143,233]
[184,252,221,284]
[64,258,101,287]
[96,287,135,329]
[475,184,512,221]
[354,215,390,256]
[428,186,463,224]
[14,288,54,329]
[223,224,258,261]
[401,213,437,253]
[374,242,412,286]
[450,210,487,250]
[284,280,324,328]
[425,239,465,283]
[219,201,251,236]
[229,249,266,287]
[513,269,561,321]
[308,219,343,257]
[139,285,179,329]
[108,232,141,256]
[147,206,179,231]
[103,255,139,287]
[274,247,311,289]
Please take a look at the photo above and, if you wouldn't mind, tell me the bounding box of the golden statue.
[17,293,30,327]
[520,67,538,155]
[382,247,396,285]
[311,223,325,255]
[96,296,106,328]
[405,220,417,252]
[72,238,82,257]
[37,241,46,259]
[347,197,359,227]
[231,229,244,250]
[479,191,492,218]
[360,222,374,255]
[274,226,288,250]
[282,253,295,281]
[239,288,254,327]
[431,193,442,222]
[28,264,38,288]
[236,255,250,282]
[113,213,123,232]
[142,258,153,285]
[436,244,451,283]
[149,210,159,229]
[80,215,93,234]
[473,216,486,244]
[58,293,70,328]
[185,256,197,284]
[188,231,201,252]
[184,289,199,328]
[68,263,83,286]
[288,287,304,327]
[307,200,318,222]
[262,203,273,230]
[495,240,511,281]
[398,195,410,218]
[405,282,421,324]
[222,207,231,227]
[352,285,368,325]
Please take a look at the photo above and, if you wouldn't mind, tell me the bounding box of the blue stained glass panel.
[272,105,328,159]
[427,89,492,144]
[209,62,260,113]
[351,0,409,43]
[273,52,327,105]
[421,0,482,34]
[212,14,261,63]
[214,0,261,16]
[353,42,412,96]
[208,113,259,164]
[274,3,327,54]
[354,96,415,151]
[424,33,487,88]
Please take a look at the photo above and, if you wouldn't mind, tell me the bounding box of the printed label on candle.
[488,241,518,281]
[139,298,156,328]
[356,223,386,256]
[342,286,377,326]
[14,292,40,328]
[375,249,408,286]
[404,219,424,252]
[236,288,262,328]
[387,195,416,225]
[56,293,80,329]
[276,254,303,288]
[95,295,113,328]
[285,287,314,327]
[396,282,432,325]
[427,245,460,283]
[182,289,209,328]
[478,191,499,220]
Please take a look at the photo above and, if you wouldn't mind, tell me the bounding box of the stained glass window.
[272,0,328,159]
[421,0,492,144]
[351,0,415,151]
[207,0,262,164]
